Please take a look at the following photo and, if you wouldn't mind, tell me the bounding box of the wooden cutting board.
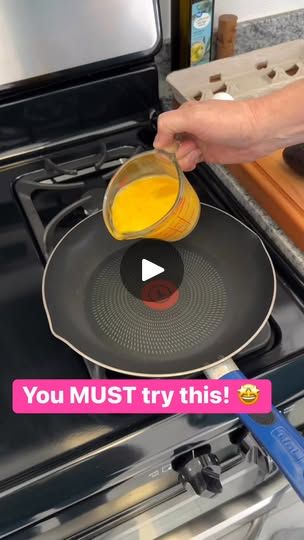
[227,149,304,251]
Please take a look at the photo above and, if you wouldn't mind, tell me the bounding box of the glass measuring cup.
[103,150,201,241]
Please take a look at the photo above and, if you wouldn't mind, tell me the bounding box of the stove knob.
[177,452,222,497]
[238,431,275,477]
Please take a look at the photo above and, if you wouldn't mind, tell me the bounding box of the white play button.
[142,259,165,282]
[120,240,184,300]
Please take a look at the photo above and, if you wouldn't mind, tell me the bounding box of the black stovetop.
[1,74,304,535]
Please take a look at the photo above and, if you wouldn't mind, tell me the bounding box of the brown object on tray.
[227,149,304,251]
[283,143,304,176]
[216,14,238,60]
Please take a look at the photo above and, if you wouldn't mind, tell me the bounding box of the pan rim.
[42,203,277,378]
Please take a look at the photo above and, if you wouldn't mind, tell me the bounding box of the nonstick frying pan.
[43,204,304,500]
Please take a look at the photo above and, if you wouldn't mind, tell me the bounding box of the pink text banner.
[13,379,272,414]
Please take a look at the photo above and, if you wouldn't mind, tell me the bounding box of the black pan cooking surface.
[43,205,275,376]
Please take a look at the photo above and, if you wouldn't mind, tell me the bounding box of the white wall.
[160,0,304,39]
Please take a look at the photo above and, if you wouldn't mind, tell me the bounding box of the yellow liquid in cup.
[111,174,201,241]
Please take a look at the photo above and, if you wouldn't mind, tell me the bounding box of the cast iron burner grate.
[14,141,143,260]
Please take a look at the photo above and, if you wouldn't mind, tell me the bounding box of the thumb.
[153,105,196,152]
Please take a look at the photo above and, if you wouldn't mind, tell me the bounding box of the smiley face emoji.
[238,384,260,405]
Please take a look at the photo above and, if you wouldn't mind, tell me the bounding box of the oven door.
[8,455,286,540]
[9,400,304,540]
[94,473,294,540]
[12,470,293,540]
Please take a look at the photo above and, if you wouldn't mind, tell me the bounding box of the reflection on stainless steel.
[0,0,159,86]
[96,472,289,540]
[159,474,289,540]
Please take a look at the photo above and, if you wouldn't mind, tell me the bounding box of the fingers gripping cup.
[103,150,201,242]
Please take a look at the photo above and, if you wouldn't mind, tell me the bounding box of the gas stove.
[1,109,304,537]
[0,32,304,540]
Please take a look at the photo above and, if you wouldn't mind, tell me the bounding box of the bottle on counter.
[171,0,215,71]
[215,14,238,59]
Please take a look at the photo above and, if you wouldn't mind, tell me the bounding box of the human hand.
[153,99,269,171]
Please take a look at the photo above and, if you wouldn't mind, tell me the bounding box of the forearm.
[249,80,304,150]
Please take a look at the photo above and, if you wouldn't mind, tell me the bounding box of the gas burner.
[14,142,143,259]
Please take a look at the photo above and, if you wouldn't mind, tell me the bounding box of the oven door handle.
[160,472,290,539]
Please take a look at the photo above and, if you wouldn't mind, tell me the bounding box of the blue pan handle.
[222,369,304,501]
